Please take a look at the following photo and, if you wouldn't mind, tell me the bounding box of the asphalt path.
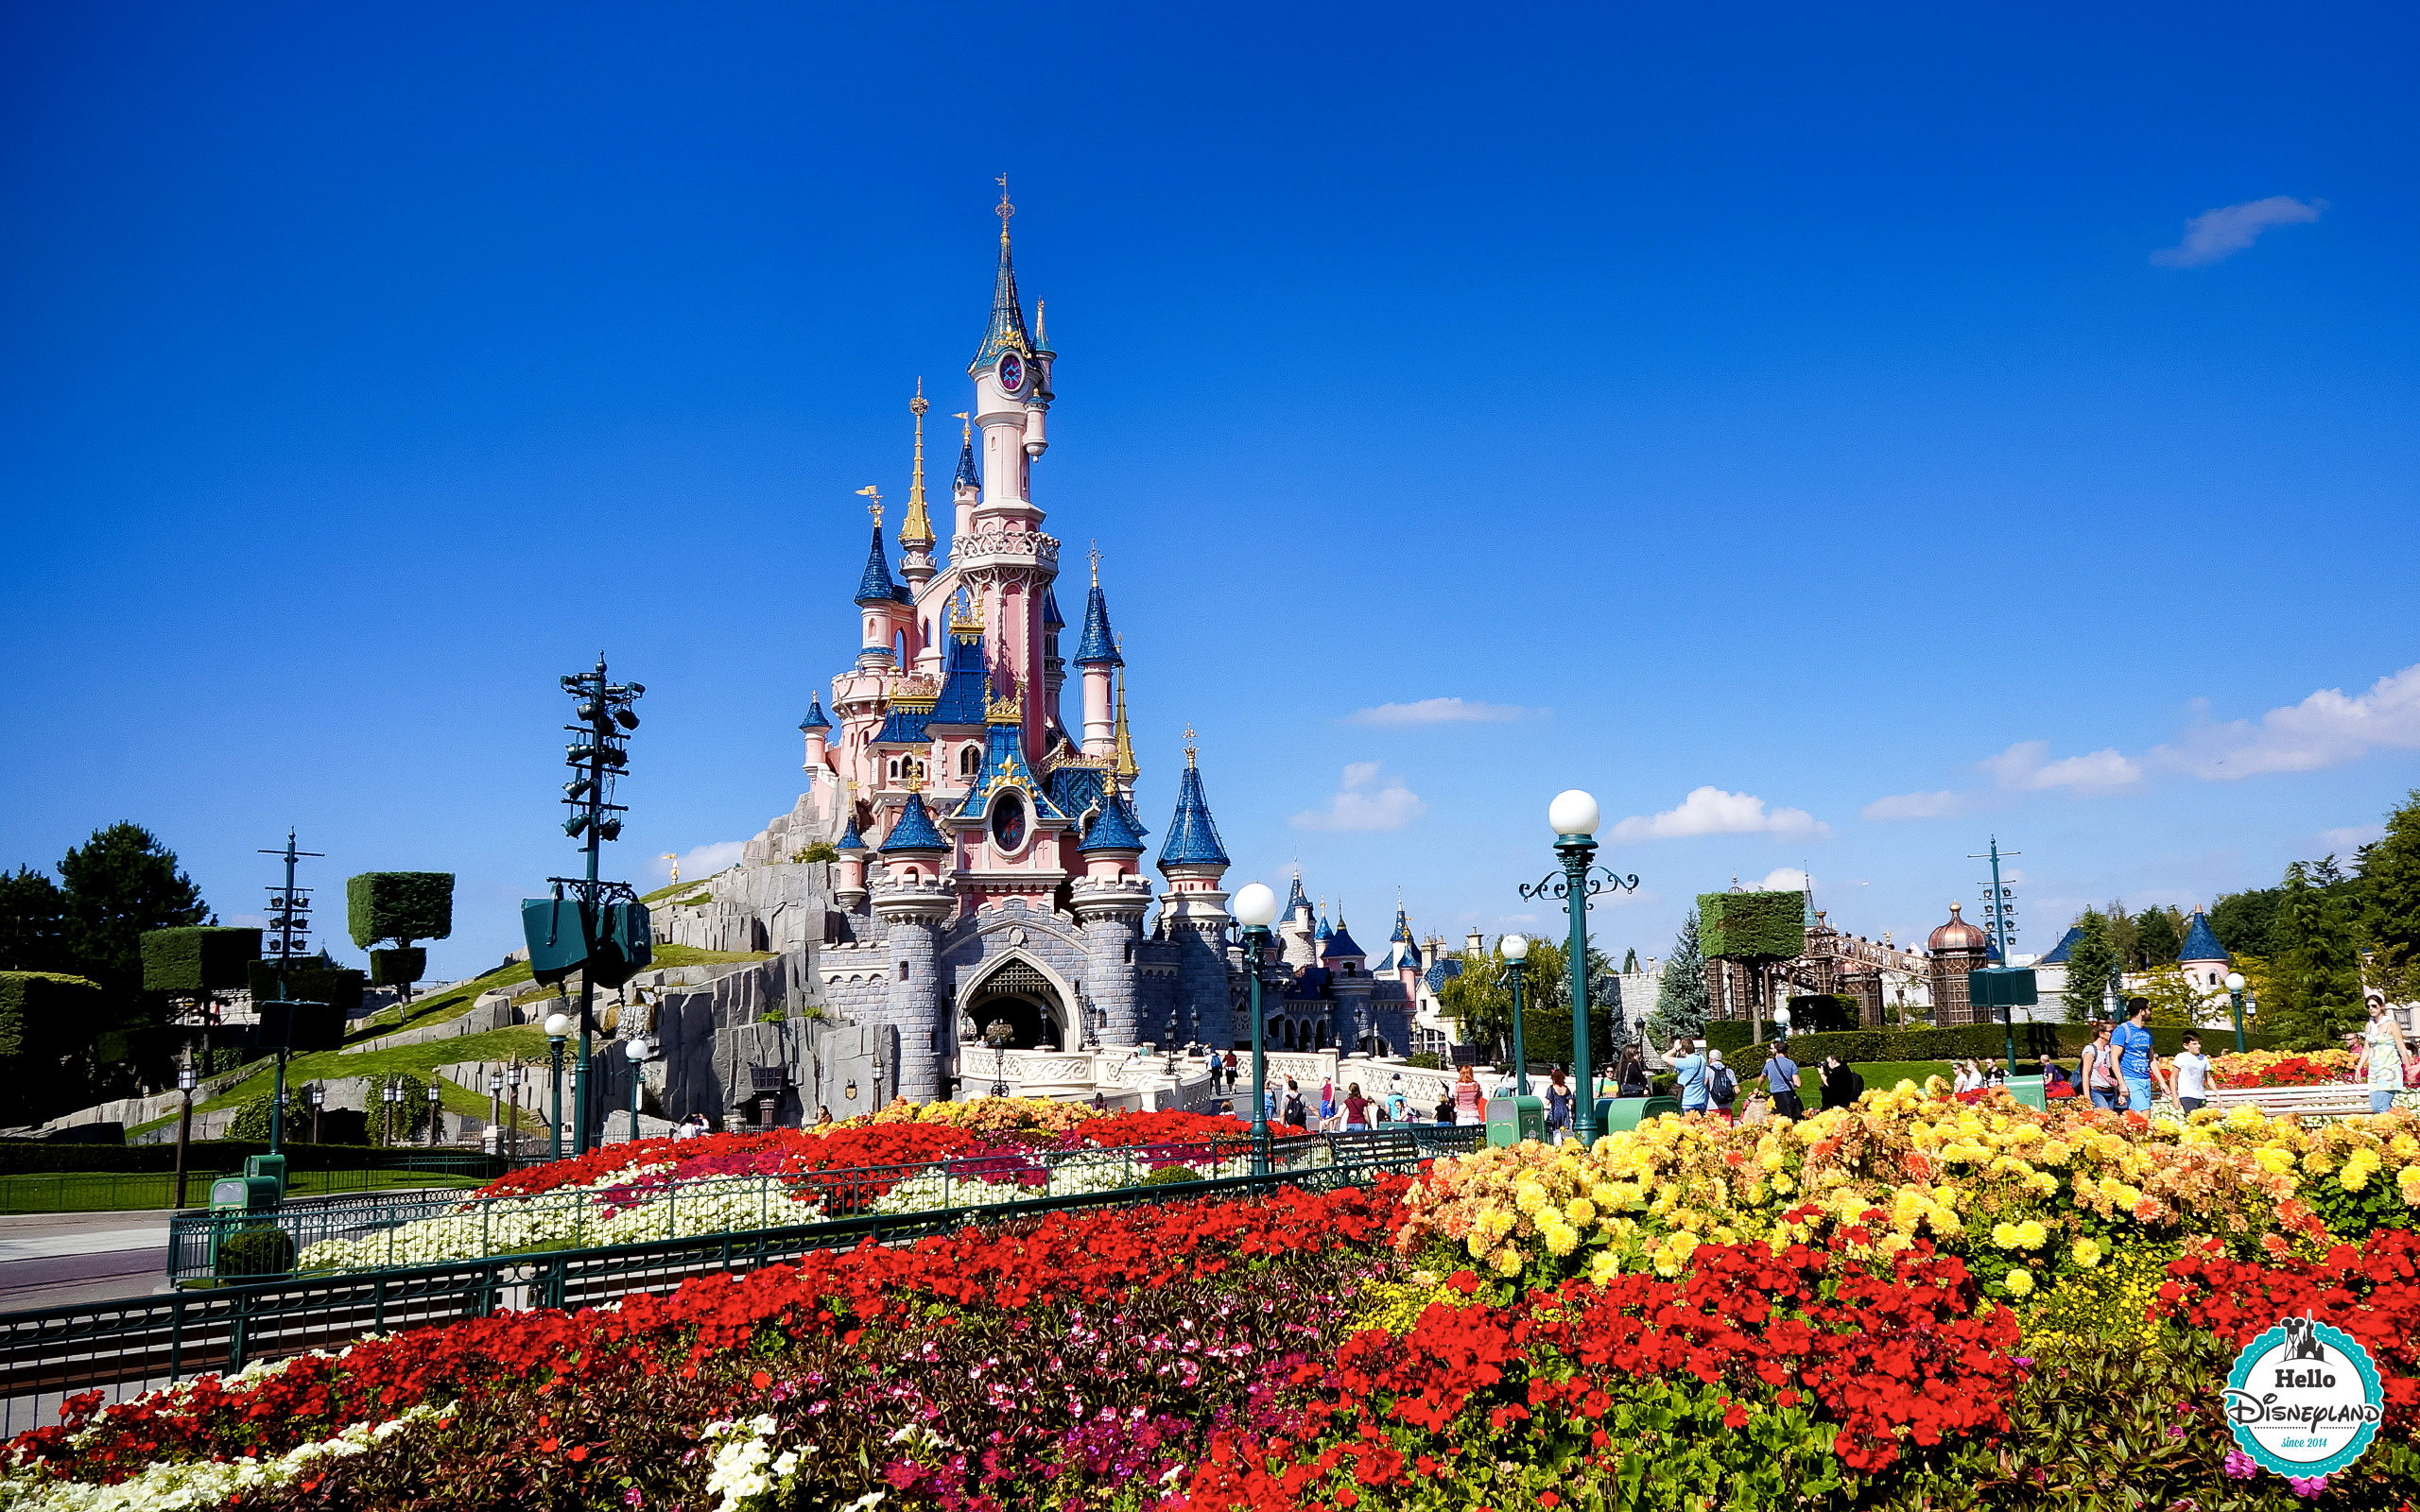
[0,1211,172,1314]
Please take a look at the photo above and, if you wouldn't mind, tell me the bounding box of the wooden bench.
[1324,1127,1421,1168]
[2204,1083,2377,1121]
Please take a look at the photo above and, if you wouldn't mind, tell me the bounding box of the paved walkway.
[0,1211,172,1314]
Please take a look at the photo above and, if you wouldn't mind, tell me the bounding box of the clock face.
[996,352,1025,394]
[991,791,1027,850]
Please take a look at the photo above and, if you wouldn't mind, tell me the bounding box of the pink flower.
[2221,1450,2256,1480]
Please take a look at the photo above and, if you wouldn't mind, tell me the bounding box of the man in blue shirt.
[2112,999,2158,1111]
[1671,1040,1709,1113]
[1764,1044,1804,1120]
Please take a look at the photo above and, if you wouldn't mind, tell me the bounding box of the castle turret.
[832,793,869,914]
[2179,909,2233,992]
[854,506,903,670]
[1157,730,1234,1047]
[1075,551,1121,758]
[798,698,832,779]
[897,383,938,596]
[873,786,954,1102]
[968,183,1044,531]
[1072,794,1151,1048]
[951,415,978,541]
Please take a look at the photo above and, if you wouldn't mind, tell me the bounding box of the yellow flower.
[1564,1197,1597,1225]
[2070,1237,2102,1269]
[2005,1267,2034,1297]
[1493,1246,1525,1276]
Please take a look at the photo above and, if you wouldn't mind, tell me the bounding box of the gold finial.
[1088,539,1100,586]
[994,173,1014,238]
[1113,662,1137,781]
[904,773,924,795]
[900,381,934,548]
[985,689,1024,726]
[661,851,680,885]
[856,485,883,527]
[1184,724,1197,767]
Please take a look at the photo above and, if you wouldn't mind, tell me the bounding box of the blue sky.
[5,3,2416,980]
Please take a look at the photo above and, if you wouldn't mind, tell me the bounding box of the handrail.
[0,1142,1426,1436]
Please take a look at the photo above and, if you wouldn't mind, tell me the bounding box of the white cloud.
[1609,786,1829,842]
[2152,663,2420,780]
[1982,740,2142,795]
[1758,868,1811,892]
[2151,196,2325,267]
[655,841,744,881]
[1343,697,1525,726]
[2320,825,2383,853]
[1290,764,1427,832]
[1861,789,1964,822]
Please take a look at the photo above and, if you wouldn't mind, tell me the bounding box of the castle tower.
[1075,549,1121,758]
[832,792,869,914]
[1927,902,1992,1026]
[951,415,978,541]
[1071,795,1150,1048]
[854,502,904,671]
[798,698,832,779]
[2178,909,2233,993]
[1157,730,1234,1047]
[897,382,938,595]
[873,786,954,1102]
[1322,912,1373,1051]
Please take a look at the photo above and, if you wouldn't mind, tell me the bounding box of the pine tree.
[2360,790,2420,1006]
[2268,860,2367,1050]
[2210,887,2283,959]
[58,824,208,1002]
[1646,912,1707,1049]
[2060,910,2118,1022]
[2132,906,2183,969]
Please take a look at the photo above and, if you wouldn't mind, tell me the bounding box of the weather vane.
[994,174,1014,230]
[1089,540,1100,584]
[856,484,883,525]
[910,376,927,419]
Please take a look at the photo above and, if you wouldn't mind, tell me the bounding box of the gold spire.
[1183,723,1198,768]
[899,380,935,549]
[856,485,883,528]
[1113,652,1137,781]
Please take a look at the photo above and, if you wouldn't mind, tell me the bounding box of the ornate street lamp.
[1517,791,1639,1147]
[984,1019,1015,1097]
[1500,934,1530,1096]
[305,1083,324,1146]
[1230,882,1280,1177]
[424,1082,441,1149]
[624,1037,650,1139]
[2225,971,2248,1055]
[544,1011,572,1160]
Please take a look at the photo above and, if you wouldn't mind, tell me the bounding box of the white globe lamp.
[1500,933,1529,961]
[544,1012,572,1039]
[1231,883,1280,929]
[2224,971,2246,993]
[1547,789,1599,838]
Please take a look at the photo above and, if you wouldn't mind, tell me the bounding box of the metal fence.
[0,1156,506,1216]
[0,1130,1471,1436]
[163,1134,1377,1282]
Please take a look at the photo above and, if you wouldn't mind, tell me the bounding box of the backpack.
[1709,1066,1737,1104]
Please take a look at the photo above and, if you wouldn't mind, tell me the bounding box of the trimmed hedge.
[1698,891,1804,963]
[245,963,362,1052]
[0,1140,507,1176]
[0,972,102,1125]
[369,947,426,989]
[346,872,454,950]
[138,927,262,994]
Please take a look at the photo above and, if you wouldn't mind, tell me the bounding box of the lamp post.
[172,1062,198,1210]
[2225,971,2248,1055]
[624,1030,653,1137]
[544,1012,571,1160]
[380,1076,401,1145]
[1500,934,1530,1096]
[1230,882,1280,1177]
[306,1084,324,1147]
[487,1068,505,1152]
[505,1060,525,1160]
[424,1082,441,1148]
[1517,791,1639,1148]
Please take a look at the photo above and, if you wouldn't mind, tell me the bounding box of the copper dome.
[1927,901,1991,954]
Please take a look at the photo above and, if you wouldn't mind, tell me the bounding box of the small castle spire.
[1075,560,1120,665]
[953,413,977,491]
[1157,732,1230,869]
[971,175,1031,372]
[1113,654,1137,782]
[899,380,935,549]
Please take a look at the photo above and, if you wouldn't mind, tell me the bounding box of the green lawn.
[0,1167,490,1214]
[1786,1060,2060,1104]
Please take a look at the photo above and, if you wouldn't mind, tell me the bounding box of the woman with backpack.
[2081,1022,2121,1111]
[1543,1068,1574,1142]
[1705,1051,1738,1119]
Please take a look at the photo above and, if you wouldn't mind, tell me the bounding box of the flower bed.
[296,1104,1307,1274]
[15,1095,2420,1509]
[2210,1047,2359,1089]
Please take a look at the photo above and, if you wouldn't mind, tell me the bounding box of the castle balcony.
[949,527,1061,574]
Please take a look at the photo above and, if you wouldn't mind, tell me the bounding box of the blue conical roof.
[834,809,866,851]
[1043,587,1065,630]
[1390,906,1411,944]
[2180,911,2231,964]
[2037,924,2082,965]
[1074,583,1120,665]
[1079,796,1147,853]
[1322,919,1366,959]
[855,525,898,606]
[1315,915,1333,941]
[1286,874,1311,918]
[970,228,1031,371]
[797,697,831,733]
[1157,760,1229,868]
[879,792,948,853]
[954,433,978,490]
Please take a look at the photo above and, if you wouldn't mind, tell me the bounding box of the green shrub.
[215,1222,296,1280]
[1403,1052,1442,1070]
[0,972,100,1125]
[792,842,839,865]
[1697,891,1804,963]
[345,873,455,951]
[369,948,426,989]
[137,928,261,993]
[1135,1165,1200,1188]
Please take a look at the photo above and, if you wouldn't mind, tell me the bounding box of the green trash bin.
[1485,1093,1547,1146]
[1596,1096,1683,1133]
[2007,1074,2048,1112]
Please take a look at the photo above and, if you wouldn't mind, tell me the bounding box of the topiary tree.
[345,872,454,1005]
[1697,891,1806,1041]
[0,971,101,1125]
[139,926,261,1028]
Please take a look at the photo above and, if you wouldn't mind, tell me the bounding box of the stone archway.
[959,952,1074,1052]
